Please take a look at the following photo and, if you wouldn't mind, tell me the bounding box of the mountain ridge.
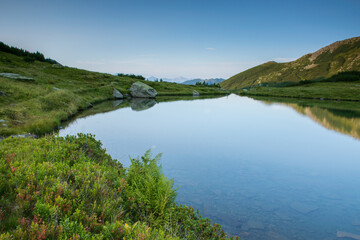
[221,36,360,90]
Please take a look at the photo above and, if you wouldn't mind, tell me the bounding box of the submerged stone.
[290,202,318,214]
[337,231,360,240]
[241,220,265,231]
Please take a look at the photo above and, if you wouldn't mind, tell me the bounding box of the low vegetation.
[238,73,360,101]
[0,134,233,239]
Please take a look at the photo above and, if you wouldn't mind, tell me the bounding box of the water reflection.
[59,94,360,239]
[130,98,157,111]
[254,96,360,140]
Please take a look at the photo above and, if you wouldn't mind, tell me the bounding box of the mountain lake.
[59,94,360,239]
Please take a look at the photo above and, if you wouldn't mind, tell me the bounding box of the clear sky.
[1,0,359,79]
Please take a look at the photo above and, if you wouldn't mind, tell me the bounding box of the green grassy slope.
[238,78,360,101]
[0,50,227,136]
[221,36,360,90]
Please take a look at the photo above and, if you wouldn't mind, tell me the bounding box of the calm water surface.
[60,94,360,239]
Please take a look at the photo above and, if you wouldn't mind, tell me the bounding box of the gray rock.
[0,73,33,81]
[0,119,6,123]
[113,88,124,99]
[12,133,38,139]
[129,82,157,98]
[130,98,157,111]
[0,133,38,141]
[52,63,63,69]
[337,231,360,240]
[193,90,200,96]
[53,87,60,90]
[0,91,5,96]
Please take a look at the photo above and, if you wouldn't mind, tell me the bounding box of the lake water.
[59,94,360,239]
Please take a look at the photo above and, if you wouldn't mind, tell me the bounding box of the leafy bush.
[126,151,176,226]
[0,134,232,239]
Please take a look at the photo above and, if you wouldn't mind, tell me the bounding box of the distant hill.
[182,78,225,85]
[221,36,360,90]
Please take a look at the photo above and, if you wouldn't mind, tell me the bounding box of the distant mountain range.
[181,78,225,85]
[146,76,225,85]
[146,76,189,83]
[221,36,360,90]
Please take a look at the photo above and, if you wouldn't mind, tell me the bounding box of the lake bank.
[0,50,228,137]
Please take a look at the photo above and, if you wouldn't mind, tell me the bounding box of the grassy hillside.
[221,36,360,90]
[237,75,360,101]
[0,45,227,137]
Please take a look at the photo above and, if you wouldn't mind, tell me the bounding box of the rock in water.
[129,81,157,98]
[337,231,360,240]
[130,98,157,111]
[113,88,124,99]
[193,90,200,96]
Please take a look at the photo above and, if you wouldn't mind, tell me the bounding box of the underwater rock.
[241,220,265,231]
[290,202,318,214]
[337,231,360,240]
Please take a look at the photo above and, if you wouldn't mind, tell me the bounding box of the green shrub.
[0,135,232,239]
[126,151,176,226]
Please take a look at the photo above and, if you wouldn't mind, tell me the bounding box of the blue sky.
[1,0,359,79]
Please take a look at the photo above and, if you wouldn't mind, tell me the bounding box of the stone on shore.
[129,81,157,98]
[113,88,124,99]
[0,73,34,81]
[193,90,200,96]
